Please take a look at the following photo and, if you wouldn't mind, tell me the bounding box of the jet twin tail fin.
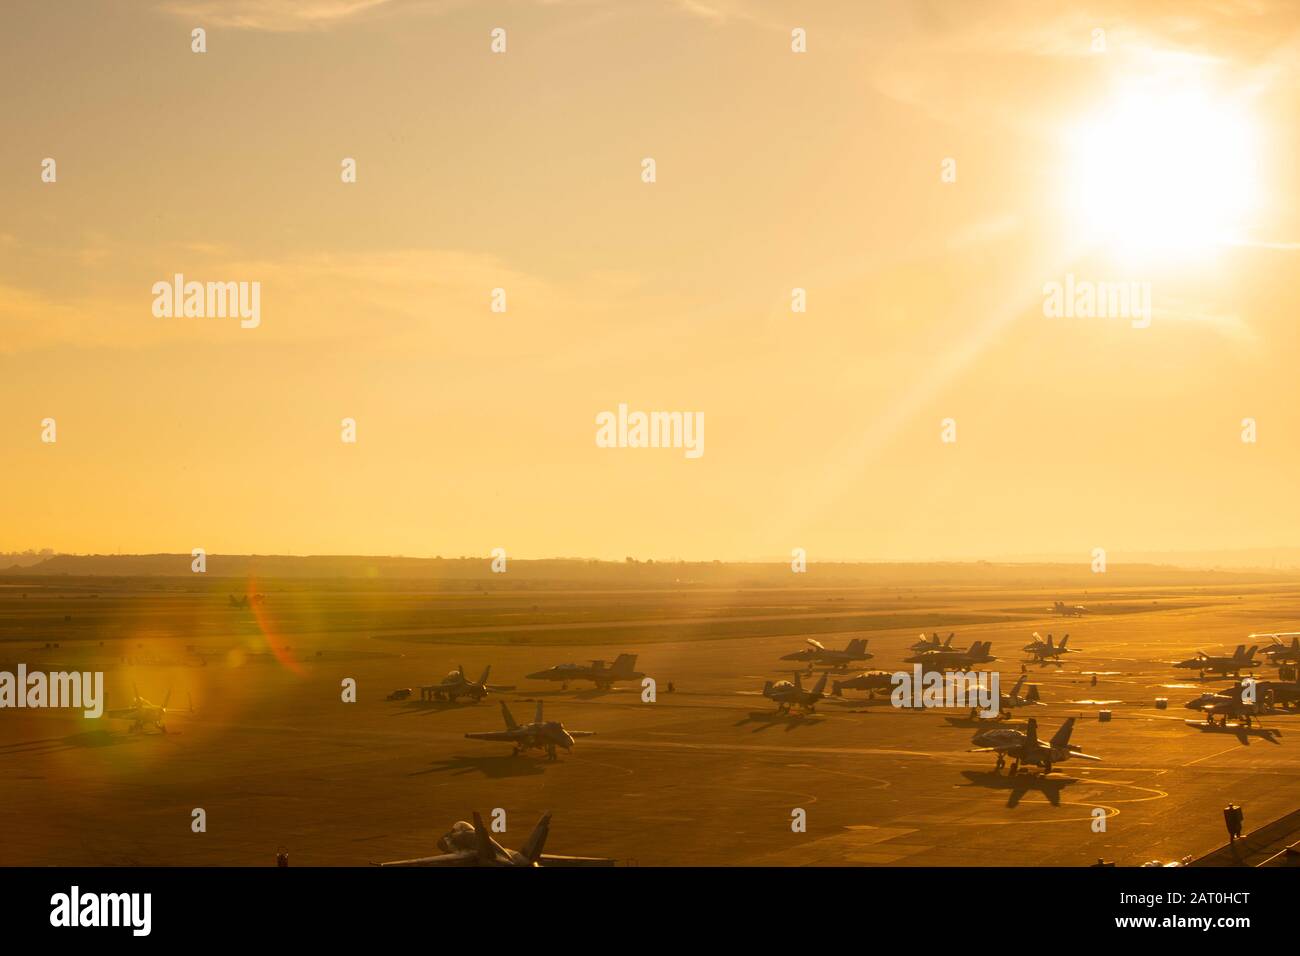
[1049,717,1076,750]
[522,812,552,864]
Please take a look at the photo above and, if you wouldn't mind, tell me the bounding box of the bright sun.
[1066,86,1259,264]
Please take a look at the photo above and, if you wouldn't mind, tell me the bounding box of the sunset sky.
[3,0,1300,561]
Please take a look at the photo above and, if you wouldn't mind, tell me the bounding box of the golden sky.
[3,0,1300,561]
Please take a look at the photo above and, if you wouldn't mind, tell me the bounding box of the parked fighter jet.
[970,716,1100,775]
[419,665,514,703]
[762,671,830,713]
[1173,645,1259,679]
[105,685,175,733]
[831,670,896,699]
[526,653,644,690]
[464,700,594,760]
[780,638,872,670]
[1184,680,1271,727]
[373,811,615,867]
[998,674,1044,713]
[953,674,1042,722]
[1050,601,1087,617]
[1264,679,1300,710]
[1253,634,1300,667]
[1023,632,1078,664]
[904,640,997,671]
[1190,681,1289,723]
[910,632,956,654]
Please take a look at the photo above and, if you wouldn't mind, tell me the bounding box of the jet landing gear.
[545,744,558,761]
[994,755,1006,770]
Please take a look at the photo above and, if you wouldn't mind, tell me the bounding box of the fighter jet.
[780,638,872,671]
[373,811,615,867]
[1173,644,1259,679]
[526,653,644,690]
[1050,601,1087,617]
[419,665,514,703]
[970,716,1100,775]
[831,670,896,699]
[998,674,1044,713]
[904,640,997,671]
[1264,679,1300,710]
[105,685,175,733]
[1253,634,1300,667]
[762,671,830,713]
[910,632,956,654]
[464,700,594,760]
[1023,632,1078,664]
[1184,680,1271,727]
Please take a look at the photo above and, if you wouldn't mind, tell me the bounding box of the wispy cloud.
[0,243,650,358]
[157,0,401,32]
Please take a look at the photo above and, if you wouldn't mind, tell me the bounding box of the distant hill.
[996,548,1300,571]
[3,553,1298,588]
[0,550,56,569]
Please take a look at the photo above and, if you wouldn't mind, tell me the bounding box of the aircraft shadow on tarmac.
[411,754,548,779]
[832,696,894,709]
[943,716,1020,729]
[525,688,616,701]
[0,729,150,756]
[735,711,826,733]
[392,700,485,716]
[959,769,1076,808]
[1188,723,1283,745]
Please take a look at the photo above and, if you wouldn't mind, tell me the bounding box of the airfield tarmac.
[2,580,1299,866]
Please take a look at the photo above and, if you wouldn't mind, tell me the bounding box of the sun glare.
[1066,86,1259,264]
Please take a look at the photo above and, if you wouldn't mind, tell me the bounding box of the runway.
[1,578,1298,866]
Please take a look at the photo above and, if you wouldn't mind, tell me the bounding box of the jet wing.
[566,731,597,738]
[372,851,476,867]
[1068,752,1102,761]
[485,684,516,691]
[464,731,520,742]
